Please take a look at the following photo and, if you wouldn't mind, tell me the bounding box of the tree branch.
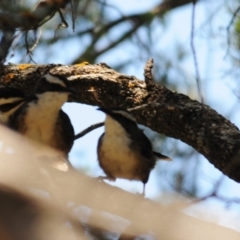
[74,122,104,140]
[1,62,240,183]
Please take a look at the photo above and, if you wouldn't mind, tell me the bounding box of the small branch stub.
[144,58,154,91]
[74,122,104,140]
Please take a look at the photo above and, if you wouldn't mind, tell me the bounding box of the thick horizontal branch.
[1,63,240,182]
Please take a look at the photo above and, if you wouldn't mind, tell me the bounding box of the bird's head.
[97,107,137,134]
[36,74,77,95]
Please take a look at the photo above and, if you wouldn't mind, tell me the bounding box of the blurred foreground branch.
[0,125,239,239]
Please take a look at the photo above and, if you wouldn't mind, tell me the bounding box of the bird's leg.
[142,183,146,197]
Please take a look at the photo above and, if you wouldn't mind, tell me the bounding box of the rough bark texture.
[1,63,240,182]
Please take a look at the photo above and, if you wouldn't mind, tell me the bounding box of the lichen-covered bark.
[1,63,240,182]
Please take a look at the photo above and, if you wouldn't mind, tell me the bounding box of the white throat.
[104,115,127,137]
[35,92,69,111]
[23,92,69,144]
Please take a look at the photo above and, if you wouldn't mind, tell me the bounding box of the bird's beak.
[97,107,109,114]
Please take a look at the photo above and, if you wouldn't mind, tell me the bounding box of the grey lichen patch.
[69,74,118,82]
[51,65,70,75]
[220,129,240,139]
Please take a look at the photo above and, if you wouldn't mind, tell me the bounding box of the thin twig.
[190,1,204,103]
[57,8,68,28]
[29,29,42,53]
[225,5,240,58]
[193,175,225,202]
[128,102,161,112]
[74,122,104,140]
[70,0,75,32]
[144,58,154,90]
[24,31,37,64]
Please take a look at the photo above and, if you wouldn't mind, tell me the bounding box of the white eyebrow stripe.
[0,97,23,105]
[44,74,66,88]
[112,110,136,122]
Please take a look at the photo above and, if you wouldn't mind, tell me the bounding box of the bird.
[0,87,26,125]
[9,74,75,158]
[97,108,171,196]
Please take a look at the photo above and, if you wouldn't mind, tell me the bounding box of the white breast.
[100,116,141,180]
[23,92,69,145]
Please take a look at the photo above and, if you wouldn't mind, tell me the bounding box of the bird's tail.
[153,151,171,161]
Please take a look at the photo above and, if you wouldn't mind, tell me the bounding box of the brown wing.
[131,129,154,160]
[57,110,75,155]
